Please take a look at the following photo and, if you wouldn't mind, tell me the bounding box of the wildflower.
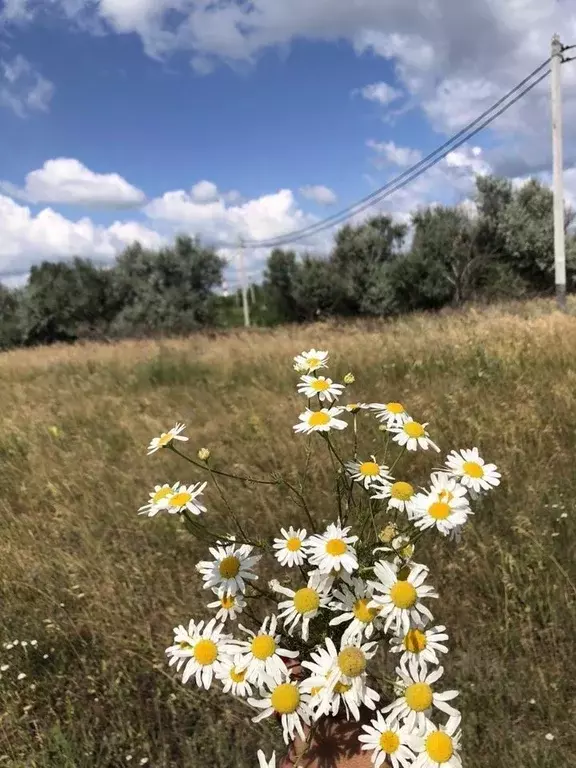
[273,527,308,568]
[249,678,312,744]
[293,349,329,373]
[371,480,417,517]
[206,591,246,622]
[272,579,331,641]
[235,615,299,685]
[216,654,253,698]
[17,673,26,680]
[411,714,463,767]
[359,711,416,768]
[166,482,207,516]
[375,535,415,567]
[293,408,348,435]
[329,578,381,642]
[343,373,355,385]
[198,448,211,461]
[444,448,501,494]
[345,456,393,490]
[412,474,472,536]
[368,561,438,636]
[147,423,188,455]
[390,420,440,452]
[370,402,410,429]
[165,618,237,690]
[545,733,555,742]
[138,483,176,517]
[343,402,370,413]
[383,659,459,731]
[390,624,449,676]
[306,521,358,574]
[197,543,261,597]
[297,375,345,403]
[257,750,276,768]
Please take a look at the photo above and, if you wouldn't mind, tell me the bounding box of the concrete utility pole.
[551,34,567,311]
[237,241,251,327]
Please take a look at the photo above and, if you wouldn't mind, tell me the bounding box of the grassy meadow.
[1,299,575,767]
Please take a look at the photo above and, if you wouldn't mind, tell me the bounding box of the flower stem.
[169,444,278,486]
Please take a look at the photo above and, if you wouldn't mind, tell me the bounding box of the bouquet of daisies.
[140,348,500,768]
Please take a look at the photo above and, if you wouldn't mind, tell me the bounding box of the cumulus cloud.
[359,81,402,106]
[190,180,219,203]
[1,158,146,208]
[299,185,337,206]
[367,140,422,168]
[0,55,54,117]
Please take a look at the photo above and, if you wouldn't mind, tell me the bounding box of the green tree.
[0,285,24,349]
[262,248,300,323]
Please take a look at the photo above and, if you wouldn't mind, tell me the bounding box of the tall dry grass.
[0,299,575,767]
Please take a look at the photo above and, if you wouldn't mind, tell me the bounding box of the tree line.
[0,174,575,349]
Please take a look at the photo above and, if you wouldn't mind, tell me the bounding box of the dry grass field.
[0,299,575,768]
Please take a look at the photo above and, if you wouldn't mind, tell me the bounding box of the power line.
[230,58,552,250]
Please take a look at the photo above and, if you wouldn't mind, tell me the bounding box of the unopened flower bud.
[343,372,355,385]
[379,524,398,543]
[197,448,211,461]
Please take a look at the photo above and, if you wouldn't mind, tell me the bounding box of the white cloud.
[190,180,219,203]
[0,193,163,277]
[0,55,54,117]
[359,81,402,106]
[367,140,422,167]
[1,158,146,208]
[299,185,337,206]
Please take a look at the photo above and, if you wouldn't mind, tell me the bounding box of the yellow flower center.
[390,482,414,501]
[325,538,347,556]
[386,402,405,414]
[337,647,367,678]
[286,537,302,552]
[229,667,246,683]
[404,628,427,653]
[220,595,235,609]
[359,461,380,477]
[271,683,300,714]
[334,681,352,694]
[219,556,241,579]
[312,379,330,391]
[293,587,320,614]
[428,501,451,520]
[193,639,218,666]
[307,357,321,369]
[463,460,484,478]
[169,491,191,508]
[404,421,425,438]
[157,433,173,446]
[251,634,277,660]
[152,486,172,503]
[352,598,379,624]
[405,682,433,711]
[379,730,400,753]
[309,411,331,427]
[425,732,454,762]
[390,581,417,609]
[310,685,324,696]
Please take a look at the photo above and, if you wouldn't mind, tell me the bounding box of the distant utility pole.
[237,240,251,327]
[551,34,567,311]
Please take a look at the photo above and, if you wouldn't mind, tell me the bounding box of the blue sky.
[1,0,576,285]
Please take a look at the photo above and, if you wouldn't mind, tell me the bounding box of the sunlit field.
[1,299,575,768]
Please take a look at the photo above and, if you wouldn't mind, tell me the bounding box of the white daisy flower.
[249,678,312,744]
[390,420,439,452]
[371,480,417,517]
[197,544,261,597]
[301,643,379,722]
[257,750,276,768]
[368,561,438,636]
[329,578,381,642]
[206,591,246,622]
[235,615,299,685]
[383,660,460,732]
[272,579,331,641]
[306,566,353,593]
[273,527,308,568]
[216,654,253,698]
[165,618,237,690]
[297,375,345,403]
[358,711,416,768]
[444,448,501,494]
[412,474,472,536]
[293,349,329,373]
[411,714,462,767]
[306,521,358,575]
[375,535,416,568]
[166,481,208,516]
[345,457,393,490]
[293,408,348,435]
[370,402,411,428]
[390,624,449,677]
[343,402,371,413]
[138,483,177,517]
[147,423,188,455]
